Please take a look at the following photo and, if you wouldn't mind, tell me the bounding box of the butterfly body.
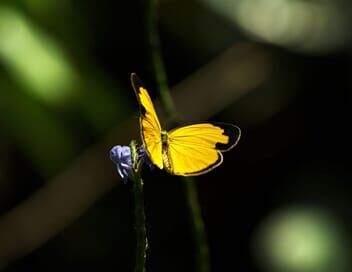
[160,130,172,172]
[131,73,241,176]
[161,130,169,147]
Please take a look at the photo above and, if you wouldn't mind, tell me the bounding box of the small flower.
[110,145,132,183]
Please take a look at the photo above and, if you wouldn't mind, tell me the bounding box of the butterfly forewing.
[131,73,163,169]
[165,123,241,176]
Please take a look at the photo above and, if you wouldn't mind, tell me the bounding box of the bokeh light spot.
[201,0,351,52]
[0,4,76,105]
[252,207,350,272]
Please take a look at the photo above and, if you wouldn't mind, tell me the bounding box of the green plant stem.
[183,177,211,272]
[145,2,211,272]
[130,141,148,272]
[146,0,177,123]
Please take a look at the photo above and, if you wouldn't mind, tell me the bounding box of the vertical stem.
[146,0,177,123]
[145,2,211,272]
[130,141,148,272]
[183,178,211,272]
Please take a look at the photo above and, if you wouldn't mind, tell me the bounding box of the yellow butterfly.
[131,73,241,176]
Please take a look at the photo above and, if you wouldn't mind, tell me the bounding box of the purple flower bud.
[110,145,132,183]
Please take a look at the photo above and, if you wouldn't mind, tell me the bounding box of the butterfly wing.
[164,123,241,176]
[131,73,163,169]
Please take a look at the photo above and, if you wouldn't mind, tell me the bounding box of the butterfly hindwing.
[131,73,163,169]
[165,123,241,176]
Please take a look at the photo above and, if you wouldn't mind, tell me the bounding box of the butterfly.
[131,73,241,176]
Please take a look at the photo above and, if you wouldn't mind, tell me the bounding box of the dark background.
[0,0,351,271]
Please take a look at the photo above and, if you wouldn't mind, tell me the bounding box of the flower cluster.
[110,145,132,183]
[110,145,153,183]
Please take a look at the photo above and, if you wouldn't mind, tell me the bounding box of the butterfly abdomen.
[162,148,173,173]
[161,131,173,173]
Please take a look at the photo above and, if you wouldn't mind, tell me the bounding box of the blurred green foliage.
[0,2,133,176]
